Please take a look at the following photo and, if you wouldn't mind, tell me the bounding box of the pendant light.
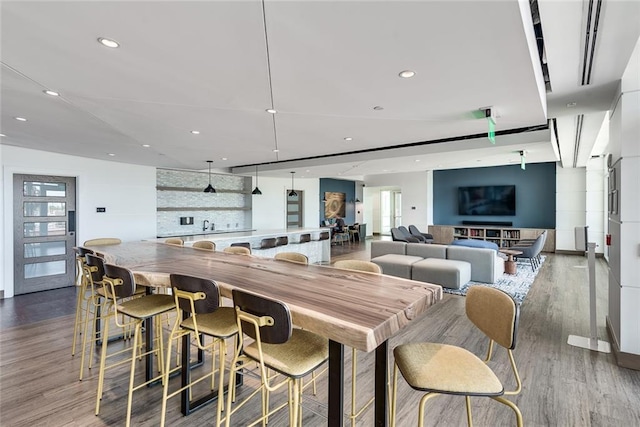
[203,160,216,193]
[252,165,262,195]
[288,171,297,197]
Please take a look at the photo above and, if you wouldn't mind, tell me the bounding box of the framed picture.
[324,192,345,218]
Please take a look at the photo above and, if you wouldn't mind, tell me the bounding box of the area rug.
[443,256,545,304]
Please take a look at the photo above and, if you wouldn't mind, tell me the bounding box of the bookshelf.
[428,225,555,252]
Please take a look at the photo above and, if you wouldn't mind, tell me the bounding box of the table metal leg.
[328,339,344,426]
[375,341,389,427]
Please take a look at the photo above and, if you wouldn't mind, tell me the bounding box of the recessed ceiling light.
[190,130,200,135]
[221,157,227,161]
[399,70,416,78]
[98,37,119,48]
[43,90,60,96]
[142,144,150,148]
[0,134,6,137]
[373,106,384,111]
[305,170,310,173]
[566,102,577,108]
[15,117,27,121]
[437,164,443,168]
[266,109,277,114]
[415,159,421,162]
[382,169,389,172]
[344,137,353,141]
[108,153,115,156]
[273,149,279,153]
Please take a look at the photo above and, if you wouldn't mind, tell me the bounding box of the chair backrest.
[299,233,311,243]
[276,236,289,246]
[318,231,330,241]
[85,253,106,284]
[333,260,382,274]
[408,225,426,240]
[192,240,215,251]
[274,252,308,265]
[103,263,137,299]
[232,289,292,344]
[398,226,417,241]
[231,242,251,249]
[170,273,220,314]
[223,246,251,255]
[259,238,277,249]
[83,238,122,246]
[391,228,408,242]
[165,237,184,246]
[466,286,519,350]
[75,246,94,258]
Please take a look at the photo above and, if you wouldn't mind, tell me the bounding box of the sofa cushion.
[450,239,499,252]
[371,254,423,280]
[411,258,471,289]
[370,241,407,259]
[446,245,503,283]
[406,243,447,259]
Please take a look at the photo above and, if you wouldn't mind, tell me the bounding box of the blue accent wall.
[433,162,556,228]
[319,178,356,225]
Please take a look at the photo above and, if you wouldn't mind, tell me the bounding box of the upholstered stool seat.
[394,343,502,395]
[180,307,238,337]
[371,254,423,279]
[411,258,471,289]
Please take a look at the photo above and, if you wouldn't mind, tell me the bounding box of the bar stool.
[297,233,311,243]
[79,253,106,380]
[253,237,277,250]
[223,246,251,255]
[96,264,175,427]
[160,274,239,427]
[192,240,215,251]
[274,252,308,265]
[315,231,330,241]
[224,289,328,427]
[72,246,94,357]
[165,237,184,246]
[276,236,289,246]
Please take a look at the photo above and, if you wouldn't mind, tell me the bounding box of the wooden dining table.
[86,240,442,426]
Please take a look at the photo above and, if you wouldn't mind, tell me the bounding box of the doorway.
[286,190,303,228]
[13,175,77,295]
[380,190,402,235]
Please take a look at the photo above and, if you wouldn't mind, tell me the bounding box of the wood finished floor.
[1,239,639,426]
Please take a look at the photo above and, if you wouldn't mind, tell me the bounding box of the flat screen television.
[458,185,516,216]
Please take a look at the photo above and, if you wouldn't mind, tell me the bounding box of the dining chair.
[96,264,175,427]
[333,227,350,246]
[72,246,94,357]
[165,237,184,246]
[333,259,383,426]
[160,274,239,427]
[224,289,328,427]
[192,240,216,251]
[274,252,309,265]
[390,286,523,427]
[223,246,252,255]
[348,223,360,243]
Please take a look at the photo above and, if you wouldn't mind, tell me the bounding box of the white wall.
[251,176,320,230]
[555,165,587,251]
[2,146,157,298]
[586,157,606,251]
[365,171,433,233]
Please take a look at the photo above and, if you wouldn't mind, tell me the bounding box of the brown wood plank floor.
[1,238,639,426]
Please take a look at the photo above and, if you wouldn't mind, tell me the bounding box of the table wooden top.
[85,241,442,352]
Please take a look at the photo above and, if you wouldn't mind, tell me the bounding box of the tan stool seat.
[243,328,328,378]
[117,294,175,319]
[394,342,503,395]
[180,307,238,338]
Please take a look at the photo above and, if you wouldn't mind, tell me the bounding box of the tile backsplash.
[156,168,252,237]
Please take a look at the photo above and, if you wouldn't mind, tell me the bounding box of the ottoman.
[411,258,471,289]
[370,254,423,279]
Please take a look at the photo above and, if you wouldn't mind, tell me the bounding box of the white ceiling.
[1,1,639,180]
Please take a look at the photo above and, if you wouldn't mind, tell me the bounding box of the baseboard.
[606,316,640,371]
[555,249,604,258]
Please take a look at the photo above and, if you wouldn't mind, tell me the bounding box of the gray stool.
[411,258,471,289]
[371,254,423,280]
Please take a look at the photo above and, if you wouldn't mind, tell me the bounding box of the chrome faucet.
[203,220,209,231]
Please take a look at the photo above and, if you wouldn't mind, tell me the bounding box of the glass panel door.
[380,191,391,235]
[287,190,303,228]
[14,175,77,294]
[393,191,402,227]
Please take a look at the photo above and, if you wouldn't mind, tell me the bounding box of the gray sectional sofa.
[370,241,504,289]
